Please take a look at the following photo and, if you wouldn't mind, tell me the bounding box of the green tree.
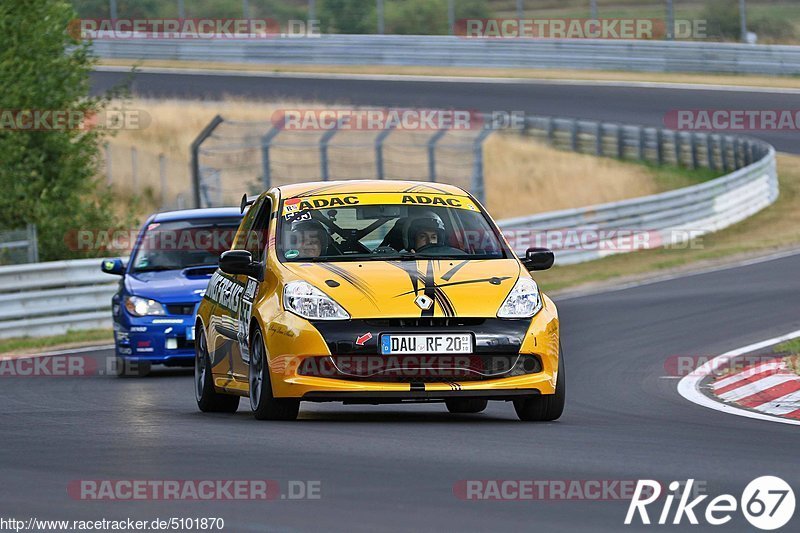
[0,0,118,260]
[320,0,375,34]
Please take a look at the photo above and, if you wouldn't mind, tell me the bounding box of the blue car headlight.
[125,296,166,317]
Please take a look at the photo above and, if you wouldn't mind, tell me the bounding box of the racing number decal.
[237,278,258,363]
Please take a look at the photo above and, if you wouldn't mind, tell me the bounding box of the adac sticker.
[284,249,300,259]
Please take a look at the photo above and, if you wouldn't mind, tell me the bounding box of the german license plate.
[380,334,472,355]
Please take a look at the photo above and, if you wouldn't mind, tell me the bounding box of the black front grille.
[166,303,195,316]
[364,318,486,328]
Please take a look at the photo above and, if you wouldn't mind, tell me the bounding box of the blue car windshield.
[131,218,241,273]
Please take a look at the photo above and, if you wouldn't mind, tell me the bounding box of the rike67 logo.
[626,477,795,530]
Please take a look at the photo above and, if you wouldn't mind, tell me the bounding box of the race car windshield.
[278,195,508,262]
[131,218,242,273]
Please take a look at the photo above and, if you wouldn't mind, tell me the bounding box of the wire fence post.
[690,133,699,169]
[720,135,730,172]
[159,153,167,208]
[26,224,38,263]
[375,123,396,179]
[427,127,449,182]
[656,129,664,165]
[570,119,579,151]
[104,142,112,185]
[131,147,138,193]
[616,125,625,159]
[595,123,603,156]
[471,126,494,205]
[638,127,646,160]
[261,124,283,190]
[191,115,224,208]
[319,117,347,181]
[706,134,716,171]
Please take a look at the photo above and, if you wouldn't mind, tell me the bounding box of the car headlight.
[283,281,350,321]
[125,296,166,317]
[497,277,542,318]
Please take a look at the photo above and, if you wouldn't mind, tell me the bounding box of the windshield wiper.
[133,266,178,272]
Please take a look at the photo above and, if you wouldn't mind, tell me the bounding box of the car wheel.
[445,398,488,414]
[195,328,239,413]
[249,327,299,421]
[114,356,151,377]
[514,345,565,422]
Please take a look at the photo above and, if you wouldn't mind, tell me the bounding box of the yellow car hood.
[281,258,522,319]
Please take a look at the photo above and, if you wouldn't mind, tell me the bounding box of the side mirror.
[522,247,554,271]
[101,258,125,276]
[219,250,262,279]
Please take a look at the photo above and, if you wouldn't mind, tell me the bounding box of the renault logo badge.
[414,294,433,310]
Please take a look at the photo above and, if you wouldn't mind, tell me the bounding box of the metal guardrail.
[0,258,117,339]
[90,35,800,76]
[0,113,778,339]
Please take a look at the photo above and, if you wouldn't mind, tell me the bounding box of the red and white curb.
[678,329,800,426]
[712,358,800,420]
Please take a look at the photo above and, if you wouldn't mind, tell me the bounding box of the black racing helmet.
[403,211,446,251]
[289,219,330,252]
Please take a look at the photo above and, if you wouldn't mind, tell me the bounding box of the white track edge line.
[677,329,800,426]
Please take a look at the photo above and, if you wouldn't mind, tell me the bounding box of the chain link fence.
[193,115,492,207]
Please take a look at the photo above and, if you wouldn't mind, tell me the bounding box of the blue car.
[101,208,243,376]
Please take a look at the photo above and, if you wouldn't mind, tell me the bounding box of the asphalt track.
[2,251,799,531]
[89,70,800,154]
[1,72,795,531]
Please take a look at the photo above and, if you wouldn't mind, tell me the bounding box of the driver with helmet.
[403,211,446,253]
[289,219,330,258]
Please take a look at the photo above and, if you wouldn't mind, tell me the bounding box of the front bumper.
[263,295,560,399]
[114,315,196,365]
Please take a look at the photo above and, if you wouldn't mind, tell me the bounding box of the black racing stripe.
[387,260,422,295]
[422,260,436,317]
[318,263,378,305]
[394,276,513,298]
[441,260,469,281]
[433,286,456,317]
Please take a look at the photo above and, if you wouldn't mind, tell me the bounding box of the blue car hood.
[125,268,215,304]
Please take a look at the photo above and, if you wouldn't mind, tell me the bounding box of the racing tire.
[445,398,488,414]
[114,356,151,377]
[249,328,299,421]
[195,328,239,413]
[514,345,565,422]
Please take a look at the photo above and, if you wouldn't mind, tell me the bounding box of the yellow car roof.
[276,180,470,199]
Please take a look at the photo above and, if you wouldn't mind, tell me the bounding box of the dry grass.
[536,153,800,292]
[484,133,660,217]
[99,59,800,90]
[105,98,698,218]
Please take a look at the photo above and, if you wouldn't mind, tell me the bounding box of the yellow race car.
[194,180,563,421]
